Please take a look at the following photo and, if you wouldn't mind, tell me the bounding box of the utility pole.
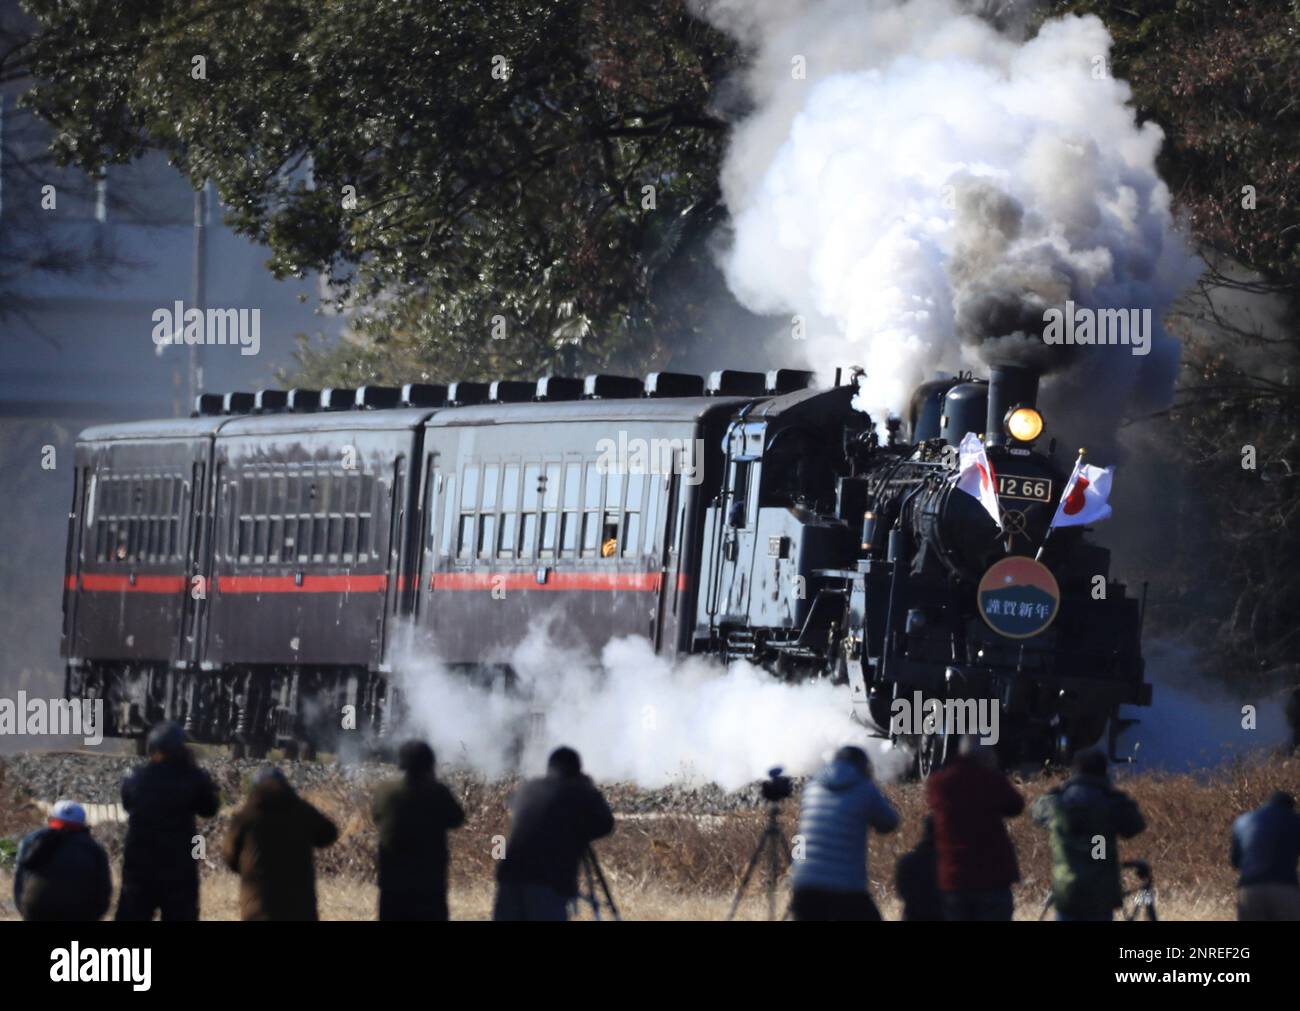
[189,181,208,409]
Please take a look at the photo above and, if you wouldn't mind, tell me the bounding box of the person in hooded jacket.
[115,721,220,922]
[926,735,1024,920]
[790,745,899,921]
[222,766,338,921]
[371,739,466,921]
[14,800,112,921]
[1230,791,1300,921]
[1030,750,1145,921]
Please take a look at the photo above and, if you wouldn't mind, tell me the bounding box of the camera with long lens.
[760,766,793,803]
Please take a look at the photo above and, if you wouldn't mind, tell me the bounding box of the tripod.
[576,846,620,921]
[728,800,791,921]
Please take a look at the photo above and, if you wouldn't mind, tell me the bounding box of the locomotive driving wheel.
[916,729,950,780]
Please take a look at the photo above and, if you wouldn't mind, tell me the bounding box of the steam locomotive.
[60,365,1150,769]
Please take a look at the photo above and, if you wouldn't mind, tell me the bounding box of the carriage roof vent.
[447,381,489,406]
[355,385,401,409]
[645,372,704,398]
[254,390,288,413]
[286,389,321,412]
[222,392,255,414]
[400,383,448,407]
[765,369,816,394]
[583,374,644,399]
[535,376,583,401]
[706,370,767,396]
[193,393,224,417]
[489,380,535,403]
[320,388,356,411]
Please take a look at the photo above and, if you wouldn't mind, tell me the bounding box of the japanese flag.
[1049,456,1113,528]
[955,432,1002,529]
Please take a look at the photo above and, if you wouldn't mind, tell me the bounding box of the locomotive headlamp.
[1005,406,1044,443]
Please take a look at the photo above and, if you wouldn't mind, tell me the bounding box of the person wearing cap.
[1231,791,1300,920]
[222,766,339,920]
[13,800,112,921]
[493,746,615,921]
[790,745,899,921]
[925,735,1024,921]
[1030,749,1146,921]
[371,739,466,920]
[116,720,220,921]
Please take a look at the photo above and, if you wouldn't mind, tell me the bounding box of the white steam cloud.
[390,622,903,788]
[700,0,1200,437]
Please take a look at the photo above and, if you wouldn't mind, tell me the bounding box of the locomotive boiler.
[60,365,1150,770]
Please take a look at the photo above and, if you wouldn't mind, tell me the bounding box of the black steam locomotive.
[60,365,1150,768]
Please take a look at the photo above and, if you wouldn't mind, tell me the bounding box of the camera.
[760,766,793,803]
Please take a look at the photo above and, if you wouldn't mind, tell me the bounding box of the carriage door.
[381,455,407,648]
[653,463,681,652]
[414,452,440,620]
[180,460,207,664]
[60,464,88,657]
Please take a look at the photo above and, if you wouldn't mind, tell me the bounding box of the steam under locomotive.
[60,365,1150,770]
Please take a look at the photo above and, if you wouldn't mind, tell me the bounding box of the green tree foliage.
[20,0,740,382]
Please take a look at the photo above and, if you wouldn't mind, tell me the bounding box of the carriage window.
[478,514,496,559]
[538,463,559,557]
[458,514,474,559]
[644,476,662,556]
[582,462,603,558]
[440,476,456,557]
[481,464,499,512]
[558,462,580,557]
[624,472,645,557]
[498,463,519,558]
[459,465,478,559]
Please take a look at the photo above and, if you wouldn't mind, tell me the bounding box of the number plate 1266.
[997,475,1052,502]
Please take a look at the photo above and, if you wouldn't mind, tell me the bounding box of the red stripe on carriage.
[429,571,663,593]
[216,574,390,594]
[77,573,188,593]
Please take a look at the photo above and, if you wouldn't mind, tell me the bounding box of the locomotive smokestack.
[985,364,1039,448]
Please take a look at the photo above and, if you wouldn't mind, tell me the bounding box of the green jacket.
[1031,774,1145,915]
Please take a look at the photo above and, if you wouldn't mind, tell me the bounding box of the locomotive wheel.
[916,730,949,780]
[230,739,247,760]
[282,739,300,761]
[300,739,318,762]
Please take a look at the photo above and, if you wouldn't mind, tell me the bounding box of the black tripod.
[575,846,620,921]
[728,797,792,921]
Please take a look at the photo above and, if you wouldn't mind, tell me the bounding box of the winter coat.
[222,779,338,921]
[926,756,1024,891]
[495,773,615,898]
[14,826,112,921]
[1231,797,1300,888]
[120,755,220,888]
[371,773,466,916]
[791,757,899,895]
[894,833,944,921]
[1030,774,1145,915]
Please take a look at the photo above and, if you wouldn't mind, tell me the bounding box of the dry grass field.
[3,752,1296,921]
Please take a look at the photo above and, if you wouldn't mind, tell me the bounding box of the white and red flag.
[955,432,1002,529]
[1049,453,1114,528]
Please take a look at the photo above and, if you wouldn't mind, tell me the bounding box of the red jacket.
[926,758,1024,892]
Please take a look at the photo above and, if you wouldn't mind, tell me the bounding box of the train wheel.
[301,739,318,762]
[282,739,300,761]
[916,730,949,780]
[230,739,247,760]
